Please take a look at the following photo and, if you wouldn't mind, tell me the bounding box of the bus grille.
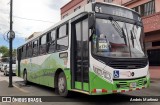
[108,59,148,69]
[118,81,143,87]
[116,77,145,88]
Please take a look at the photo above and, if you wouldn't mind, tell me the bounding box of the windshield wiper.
[130,30,135,48]
[130,24,137,48]
[109,17,127,45]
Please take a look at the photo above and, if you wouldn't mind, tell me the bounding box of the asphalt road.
[0,72,160,105]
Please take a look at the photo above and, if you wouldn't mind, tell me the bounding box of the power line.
[0,12,54,23]
[13,16,55,23]
[0,23,9,27]
[0,12,55,23]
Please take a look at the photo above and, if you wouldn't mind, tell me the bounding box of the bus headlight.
[93,66,112,82]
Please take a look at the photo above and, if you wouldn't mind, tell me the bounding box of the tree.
[0,46,9,57]
[2,51,9,57]
[12,49,16,57]
[0,46,9,55]
[0,46,16,57]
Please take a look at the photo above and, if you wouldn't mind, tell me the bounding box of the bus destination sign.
[94,3,141,21]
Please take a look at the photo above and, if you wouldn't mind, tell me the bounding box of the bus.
[16,2,150,96]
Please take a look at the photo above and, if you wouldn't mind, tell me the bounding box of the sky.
[0,0,70,49]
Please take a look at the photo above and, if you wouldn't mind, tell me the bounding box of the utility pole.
[8,0,15,87]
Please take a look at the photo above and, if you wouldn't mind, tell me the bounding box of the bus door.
[17,48,21,77]
[71,17,89,91]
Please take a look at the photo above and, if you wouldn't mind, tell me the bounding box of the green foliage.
[0,46,16,57]
[12,49,17,57]
[0,46,9,54]
[2,51,9,57]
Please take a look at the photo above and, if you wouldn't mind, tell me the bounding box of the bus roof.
[24,3,92,44]
[19,2,139,48]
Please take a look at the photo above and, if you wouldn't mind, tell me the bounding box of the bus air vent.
[108,58,148,69]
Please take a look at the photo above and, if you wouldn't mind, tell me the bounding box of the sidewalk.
[0,80,29,96]
[149,66,160,80]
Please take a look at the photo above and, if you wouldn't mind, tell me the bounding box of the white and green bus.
[16,2,150,96]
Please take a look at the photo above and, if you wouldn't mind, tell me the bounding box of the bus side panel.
[20,59,28,78]
[63,68,72,90]
[42,53,64,88]
[19,52,70,88]
[89,71,113,94]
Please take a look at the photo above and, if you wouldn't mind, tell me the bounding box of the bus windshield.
[92,18,145,58]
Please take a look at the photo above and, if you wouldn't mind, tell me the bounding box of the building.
[25,32,41,42]
[61,0,160,66]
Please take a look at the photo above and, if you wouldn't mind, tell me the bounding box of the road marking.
[13,84,29,93]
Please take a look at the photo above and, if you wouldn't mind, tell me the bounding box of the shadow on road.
[14,81,137,103]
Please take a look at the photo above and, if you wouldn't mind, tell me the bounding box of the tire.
[58,72,69,97]
[23,71,28,85]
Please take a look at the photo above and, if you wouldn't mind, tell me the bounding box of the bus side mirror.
[88,14,95,29]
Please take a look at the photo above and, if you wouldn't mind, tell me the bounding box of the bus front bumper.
[91,76,150,95]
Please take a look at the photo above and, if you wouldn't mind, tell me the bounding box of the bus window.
[17,48,21,60]
[51,30,56,41]
[32,40,38,57]
[57,37,68,50]
[47,30,56,53]
[22,45,26,59]
[57,24,68,51]
[39,35,47,55]
[58,24,67,38]
[27,42,32,58]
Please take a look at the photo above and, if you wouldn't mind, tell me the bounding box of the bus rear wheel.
[58,72,69,96]
[23,71,28,85]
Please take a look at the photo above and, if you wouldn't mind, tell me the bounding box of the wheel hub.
[58,77,65,92]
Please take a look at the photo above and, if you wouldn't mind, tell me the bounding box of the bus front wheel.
[58,72,69,96]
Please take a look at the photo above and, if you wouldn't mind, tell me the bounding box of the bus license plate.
[130,82,136,88]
